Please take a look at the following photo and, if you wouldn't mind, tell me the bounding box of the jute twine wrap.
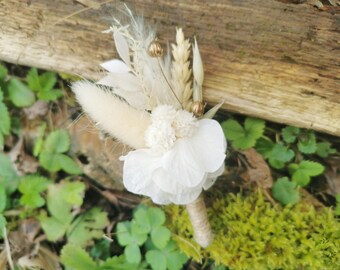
[186,194,212,248]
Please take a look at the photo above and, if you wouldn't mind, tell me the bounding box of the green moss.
[165,191,340,270]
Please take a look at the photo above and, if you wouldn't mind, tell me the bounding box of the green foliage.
[61,244,98,270]
[61,244,139,270]
[60,206,186,270]
[18,175,50,208]
[316,142,336,158]
[297,131,317,154]
[166,191,340,270]
[0,64,8,80]
[33,122,47,157]
[0,153,20,194]
[90,239,111,261]
[221,117,265,149]
[272,177,300,205]
[114,205,187,269]
[116,206,173,265]
[8,78,36,107]
[0,89,10,148]
[0,186,6,213]
[39,181,108,247]
[282,126,300,143]
[27,68,63,101]
[256,139,294,169]
[288,160,324,187]
[145,240,188,270]
[38,129,82,174]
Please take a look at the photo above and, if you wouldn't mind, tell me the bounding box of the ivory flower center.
[145,105,198,152]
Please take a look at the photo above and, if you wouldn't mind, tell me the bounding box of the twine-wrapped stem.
[186,194,212,248]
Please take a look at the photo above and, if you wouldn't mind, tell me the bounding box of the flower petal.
[121,149,160,193]
[97,73,141,92]
[162,119,226,187]
[100,59,130,73]
[203,162,225,190]
[190,119,226,172]
[162,140,206,188]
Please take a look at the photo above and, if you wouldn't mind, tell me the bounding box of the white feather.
[72,81,150,149]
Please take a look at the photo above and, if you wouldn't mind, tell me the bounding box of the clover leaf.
[133,206,171,249]
[222,117,265,150]
[18,175,50,208]
[116,221,147,264]
[146,240,188,270]
[272,177,300,205]
[288,160,324,187]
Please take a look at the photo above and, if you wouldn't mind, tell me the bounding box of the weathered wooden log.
[0,0,339,137]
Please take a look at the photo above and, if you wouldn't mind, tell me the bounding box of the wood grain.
[0,0,339,135]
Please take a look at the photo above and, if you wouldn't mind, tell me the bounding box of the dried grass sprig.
[171,28,193,110]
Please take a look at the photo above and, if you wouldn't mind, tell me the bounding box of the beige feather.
[72,81,150,149]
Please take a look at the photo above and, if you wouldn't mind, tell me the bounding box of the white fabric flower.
[121,105,226,205]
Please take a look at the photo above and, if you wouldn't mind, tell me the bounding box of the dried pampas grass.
[72,81,150,149]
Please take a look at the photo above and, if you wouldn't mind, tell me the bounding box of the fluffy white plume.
[103,8,180,110]
[72,81,150,149]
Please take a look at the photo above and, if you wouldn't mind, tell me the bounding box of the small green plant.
[221,117,336,206]
[256,139,295,169]
[60,205,187,270]
[8,78,36,107]
[26,68,63,101]
[272,177,300,205]
[116,206,187,269]
[288,160,324,187]
[39,181,108,247]
[61,244,141,270]
[221,117,265,149]
[38,129,82,174]
[18,175,50,209]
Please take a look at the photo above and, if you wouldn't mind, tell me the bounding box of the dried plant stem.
[186,194,212,248]
[2,227,14,270]
[171,28,192,107]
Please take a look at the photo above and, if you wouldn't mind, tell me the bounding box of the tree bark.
[0,0,339,135]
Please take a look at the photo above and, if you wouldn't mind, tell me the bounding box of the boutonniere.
[72,6,226,247]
